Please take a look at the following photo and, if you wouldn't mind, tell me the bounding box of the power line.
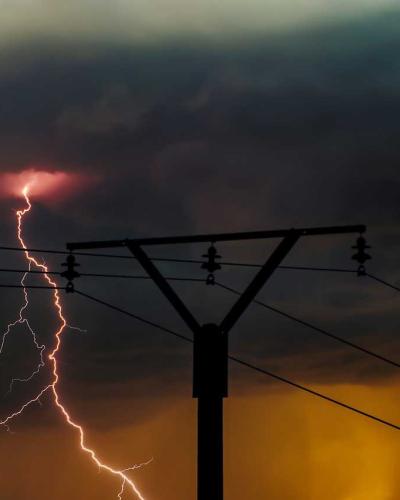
[0,268,60,276]
[216,282,400,369]
[0,266,354,279]
[73,288,399,431]
[0,268,205,282]
[0,245,357,273]
[2,270,398,367]
[2,269,398,367]
[74,289,193,343]
[0,284,64,290]
[366,273,400,293]
[228,355,400,431]
[2,282,397,429]
[0,245,130,259]
[280,265,355,273]
[0,244,197,263]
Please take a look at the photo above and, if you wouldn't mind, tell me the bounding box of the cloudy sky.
[0,1,399,499]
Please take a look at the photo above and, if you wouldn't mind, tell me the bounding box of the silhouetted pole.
[66,224,366,500]
[194,323,227,500]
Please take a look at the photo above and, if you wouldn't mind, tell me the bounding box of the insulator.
[61,254,81,283]
[352,236,370,251]
[201,244,222,273]
[351,235,371,278]
[351,236,371,265]
[352,250,371,264]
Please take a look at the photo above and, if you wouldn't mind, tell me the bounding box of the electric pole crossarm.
[127,243,200,334]
[66,224,366,251]
[220,232,300,334]
[128,225,365,245]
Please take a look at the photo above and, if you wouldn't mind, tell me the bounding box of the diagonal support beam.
[220,231,300,334]
[127,242,200,334]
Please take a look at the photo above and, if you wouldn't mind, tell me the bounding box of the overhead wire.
[74,289,192,343]
[215,282,400,368]
[228,355,399,430]
[366,273,400,293]
[1,268,398,367]
[0,245,357,272]
[1,245,399,429]
[0,284,64,290]
[0,268,205,282]
[72,288,399,431]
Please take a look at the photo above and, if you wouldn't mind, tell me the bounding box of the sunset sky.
[0,1,399,499]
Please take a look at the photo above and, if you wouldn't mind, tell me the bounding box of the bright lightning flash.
[0,182,150,499]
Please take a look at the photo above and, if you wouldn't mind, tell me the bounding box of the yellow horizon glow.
[1,379,398,499]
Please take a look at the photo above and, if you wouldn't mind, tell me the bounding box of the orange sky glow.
[1,380,399,500]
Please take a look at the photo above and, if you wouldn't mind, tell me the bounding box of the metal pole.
[194,324,228,500]
[197,395,224,500]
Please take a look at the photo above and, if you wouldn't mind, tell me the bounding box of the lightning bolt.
[118,480,126,500]
[1,189,46,393]
[0,184,150,499]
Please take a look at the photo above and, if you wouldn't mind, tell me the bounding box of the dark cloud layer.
[1,9,400,426]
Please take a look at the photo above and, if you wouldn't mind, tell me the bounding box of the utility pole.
[65,225,366,500]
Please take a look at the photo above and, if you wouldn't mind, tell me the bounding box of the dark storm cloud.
[1,8,400,415]
[1,11,400,230]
